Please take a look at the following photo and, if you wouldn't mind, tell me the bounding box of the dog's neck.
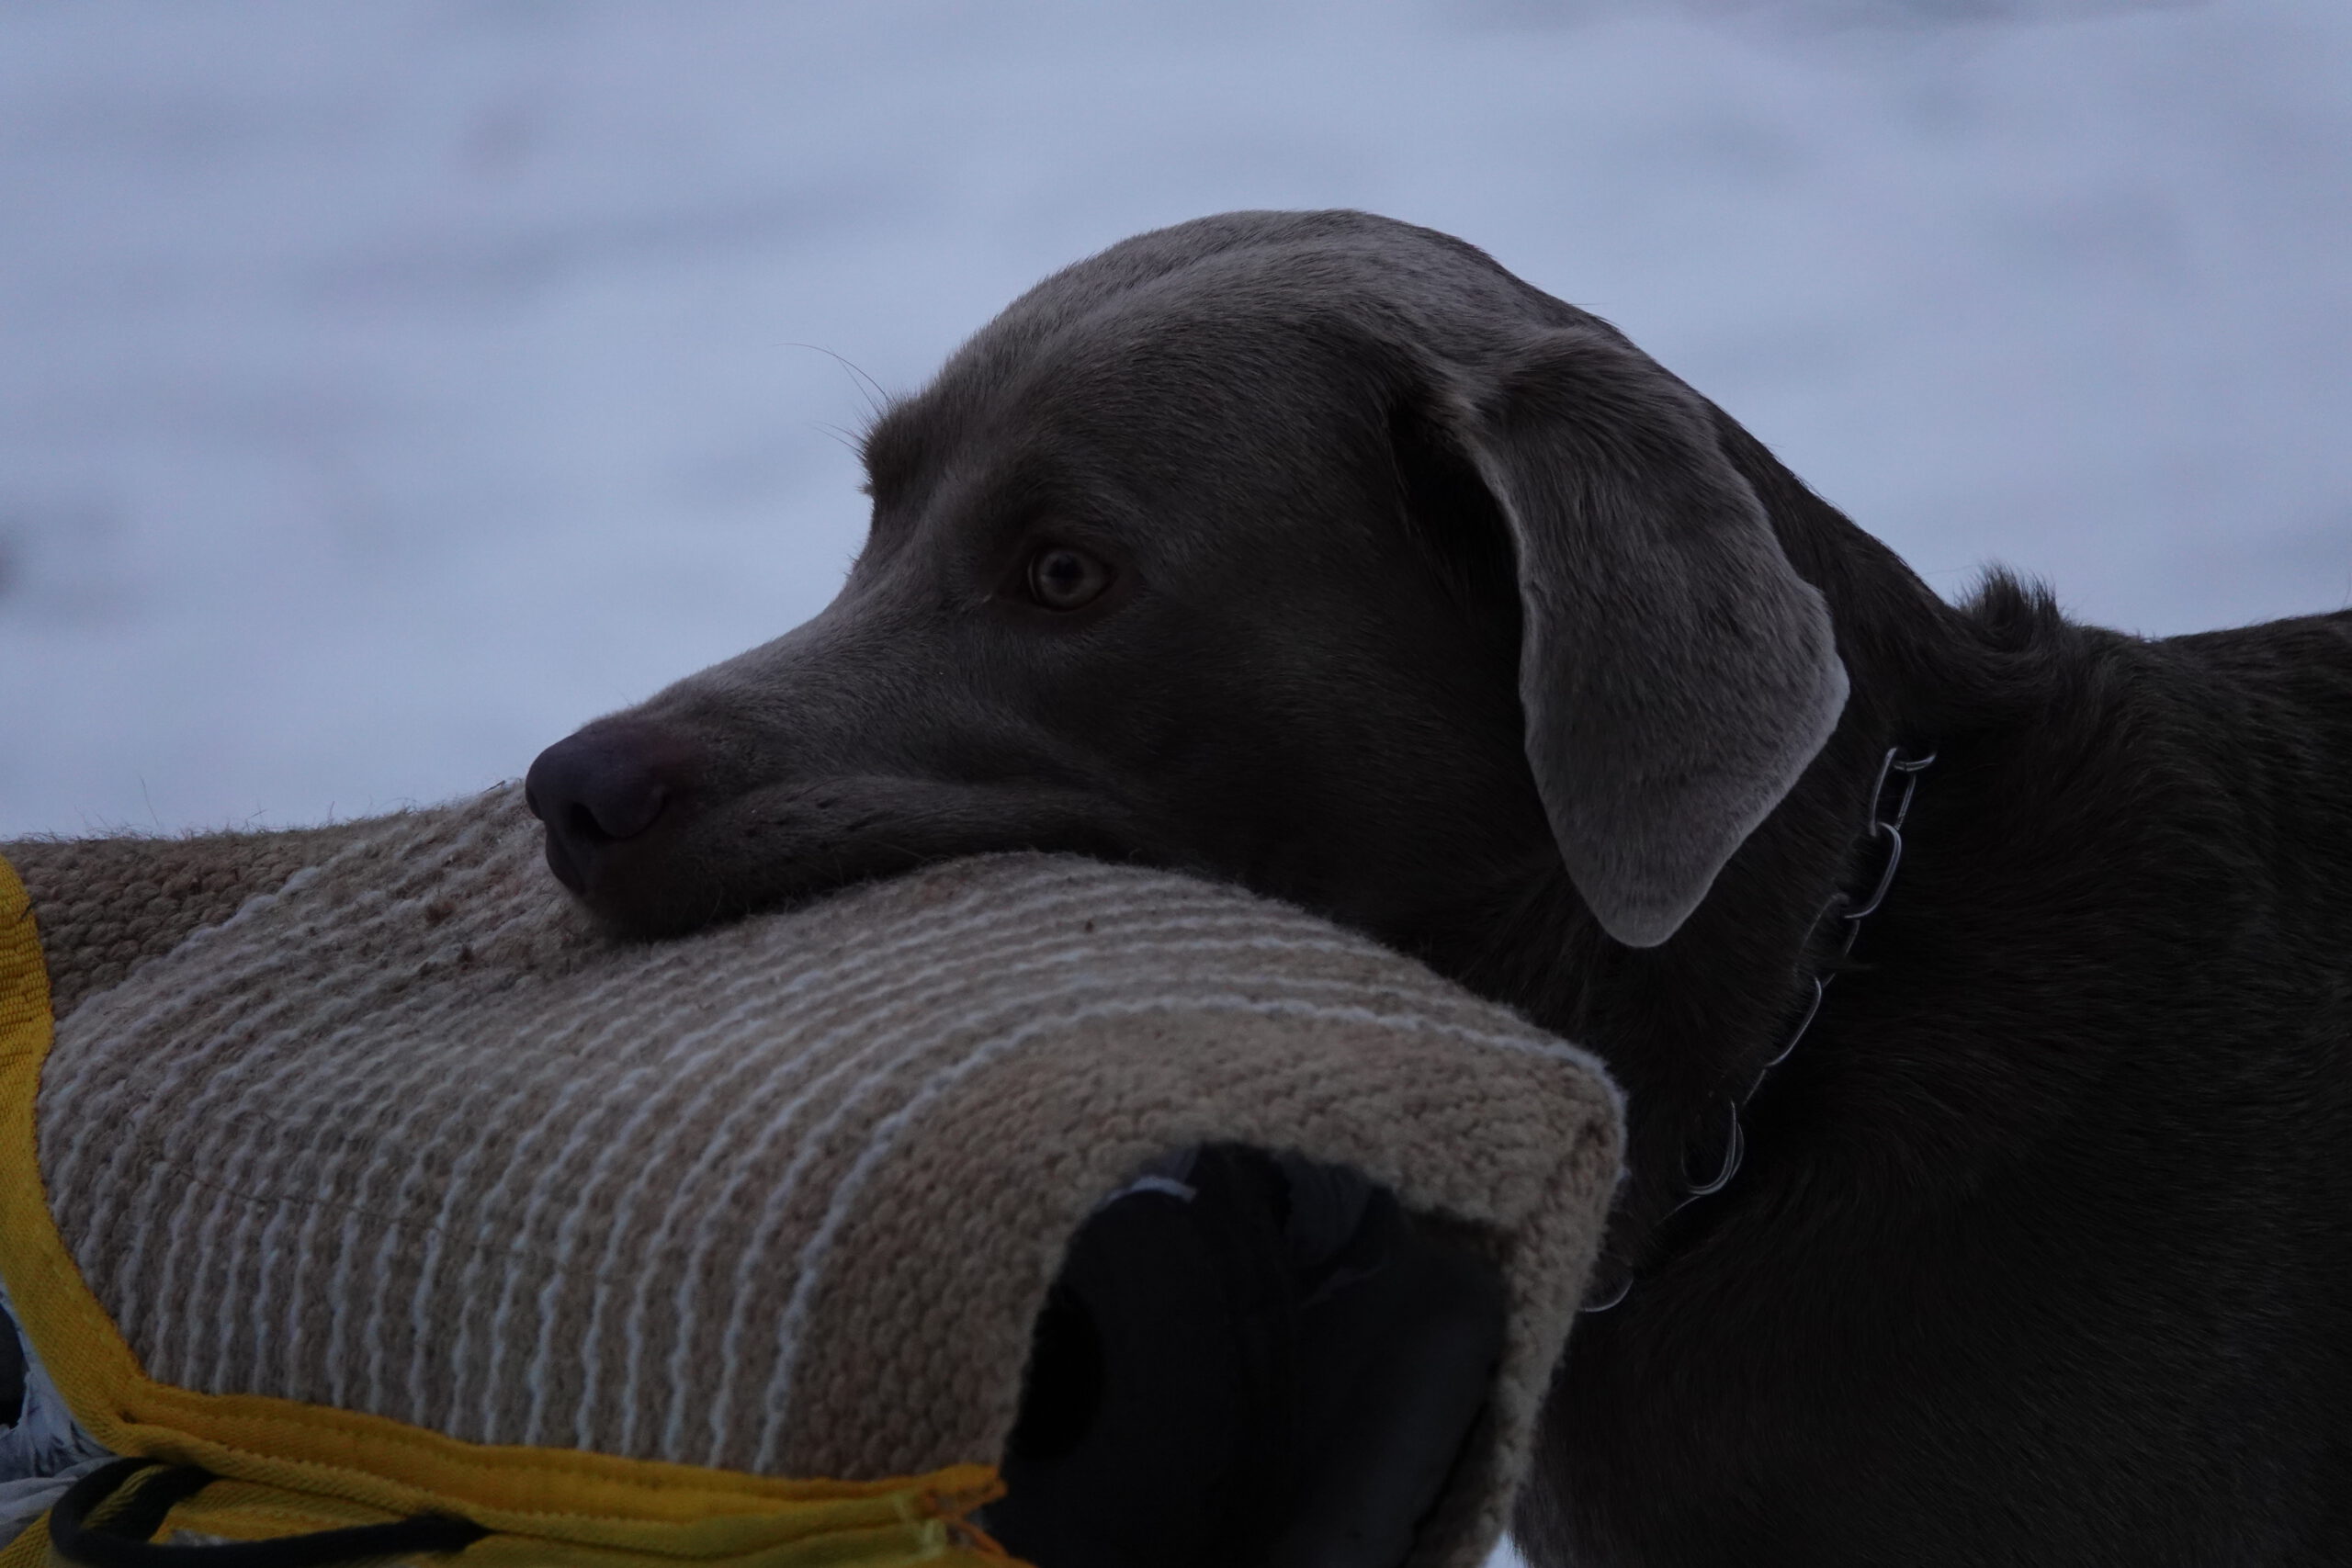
[1458,419,2001,1287]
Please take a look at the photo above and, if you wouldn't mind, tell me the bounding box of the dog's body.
[526,211,2352,1565]
[1530,602,2352,1566]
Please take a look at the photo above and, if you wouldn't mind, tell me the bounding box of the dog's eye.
[1026,546,1114,612]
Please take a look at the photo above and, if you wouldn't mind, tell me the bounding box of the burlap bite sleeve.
[5,786,1621,1568]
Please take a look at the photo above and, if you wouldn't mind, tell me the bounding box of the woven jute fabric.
[14,787,1622,1568]
[5,822,373,1021]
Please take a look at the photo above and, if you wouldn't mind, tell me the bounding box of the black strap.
[50,1458,486,1568]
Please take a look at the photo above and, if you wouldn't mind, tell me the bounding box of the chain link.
[1583,746,1935,1314]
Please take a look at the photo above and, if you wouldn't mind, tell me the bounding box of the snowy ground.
[4,0,2348,840]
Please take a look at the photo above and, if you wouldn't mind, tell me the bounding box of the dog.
[525,210,2352,1566]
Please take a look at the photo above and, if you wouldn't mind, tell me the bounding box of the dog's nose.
[525,724,684,895]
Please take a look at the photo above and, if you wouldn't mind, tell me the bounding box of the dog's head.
[526,210,1847,951]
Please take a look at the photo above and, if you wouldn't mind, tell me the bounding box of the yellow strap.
[0,1513,46,1568]
[0,853,1008,1566]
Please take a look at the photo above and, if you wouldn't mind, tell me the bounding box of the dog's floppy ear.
[1439,327,1849,947]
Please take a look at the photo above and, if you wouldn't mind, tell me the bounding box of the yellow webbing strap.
[0,854,1008,1567]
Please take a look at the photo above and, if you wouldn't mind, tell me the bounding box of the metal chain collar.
[1583,745,1935,1314]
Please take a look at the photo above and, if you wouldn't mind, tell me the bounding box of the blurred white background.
[4,0,2347,843]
